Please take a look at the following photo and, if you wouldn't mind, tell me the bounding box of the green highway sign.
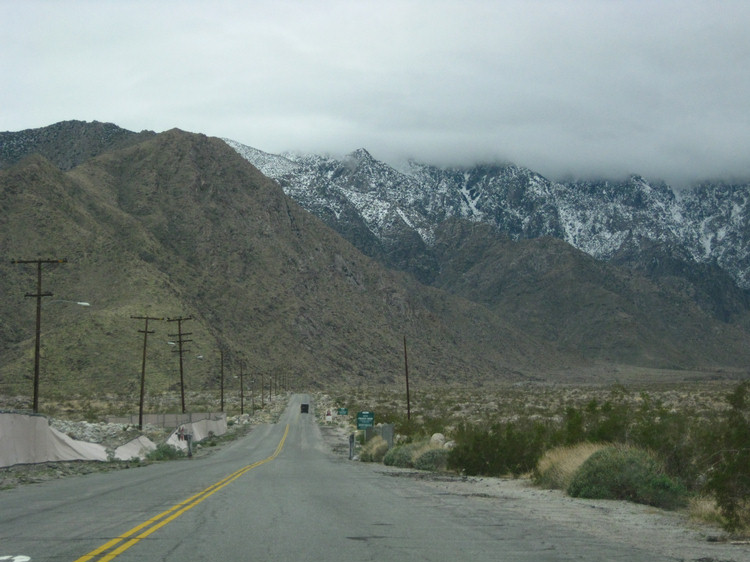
[357,411,374,429]
[337,408,348,416]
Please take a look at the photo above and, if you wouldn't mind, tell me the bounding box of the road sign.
[357,411,374,429]
[337,408,348,415]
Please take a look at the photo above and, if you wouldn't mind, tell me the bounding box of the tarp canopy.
[0,413,108,468]
[166,417,228,451]
[114,435,156,461]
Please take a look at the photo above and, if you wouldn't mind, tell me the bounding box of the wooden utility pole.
[132,316,163,430]
[13,258,66,413]
[219,348,225,412]
[404,335,411,421]
[251,376,255,412]
[167,316,193,413]
[239,361,244,415]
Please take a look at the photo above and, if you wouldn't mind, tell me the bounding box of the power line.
[131,315,164,430]
[167,316,193,414]
[12,258,67,413]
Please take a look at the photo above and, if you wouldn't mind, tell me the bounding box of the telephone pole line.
[167,316,193,413]
[239,360,245,415]
[219,348,225,412]
[132,316,163,430]
[12,258,67,413]
[404,335,411,421]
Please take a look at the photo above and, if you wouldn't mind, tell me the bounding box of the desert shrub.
[383,440,435,468]
[567,445,688,510]
[383,443,414,468]
[561,407,585,444]
[556,390,715,492]
[414,448,449,472]
[448,419,549,477]
[628,394,708,489]
[582,398,630,443]
[374,409,445,440]
[146,443,184,461]
[533,442,607,490]
[704,382,750,533]
[360,436,389,463]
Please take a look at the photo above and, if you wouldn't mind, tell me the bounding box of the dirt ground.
[404,473,749,562]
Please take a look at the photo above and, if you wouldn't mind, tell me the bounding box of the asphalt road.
[0,395,726,561]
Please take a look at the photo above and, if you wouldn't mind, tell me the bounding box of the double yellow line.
[74,424,289,562]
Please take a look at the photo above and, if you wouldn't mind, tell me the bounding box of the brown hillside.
[432,219,750,369]
[1,130,562,407]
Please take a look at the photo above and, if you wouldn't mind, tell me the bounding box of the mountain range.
[1,121,748,405]
[225,139,750,292]
[224,139,750,335]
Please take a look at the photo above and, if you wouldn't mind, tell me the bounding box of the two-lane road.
[1,395,740,561]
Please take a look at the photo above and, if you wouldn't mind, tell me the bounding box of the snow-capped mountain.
[223,138,750,293]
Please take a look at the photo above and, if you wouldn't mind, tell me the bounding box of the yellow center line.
[73,424,289,562]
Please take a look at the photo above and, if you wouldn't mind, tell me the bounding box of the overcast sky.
[2,1,749,187]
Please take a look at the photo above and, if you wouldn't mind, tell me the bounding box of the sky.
[2,0,749,187]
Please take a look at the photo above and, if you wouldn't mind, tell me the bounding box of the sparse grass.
[689,496,726,528]
[534,442,607,490]
[360,436,388,463]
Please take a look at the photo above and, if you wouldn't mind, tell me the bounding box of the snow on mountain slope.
[224,138,750,289]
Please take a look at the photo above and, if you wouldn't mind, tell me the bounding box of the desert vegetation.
[333,380,750,535]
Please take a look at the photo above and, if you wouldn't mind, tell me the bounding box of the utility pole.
[13,258,67,413]
[261,373,264,408]
[132,316,163,430]
[167,316,193,413]
[239,361,244,415]
[219,348,225,412]
[251,377,255,412]
[404,335,411,421]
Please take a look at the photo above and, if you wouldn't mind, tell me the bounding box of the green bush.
[704,382,750,533]
[384,443,420,468]
[414,448,449,472]
[567,445,687,510]
[448,420,549,477]
[146,443,185,461]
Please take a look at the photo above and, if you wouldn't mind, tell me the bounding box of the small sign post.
[337,407,348,416]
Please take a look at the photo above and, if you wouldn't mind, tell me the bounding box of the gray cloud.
[2,0,749,187]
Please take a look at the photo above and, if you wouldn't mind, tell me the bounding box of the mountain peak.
[345,148,375,164]
[0,120,155,171]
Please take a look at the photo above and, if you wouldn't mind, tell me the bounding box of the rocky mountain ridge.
[2,121,749,399]
[1,120,156,171]
[223,139,750,295]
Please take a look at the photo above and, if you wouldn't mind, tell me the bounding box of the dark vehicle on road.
[300,403,309,413]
